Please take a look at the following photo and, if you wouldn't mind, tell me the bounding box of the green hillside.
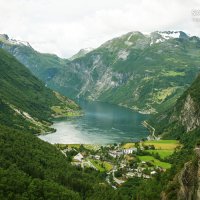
[118,74,200,199]
[150,73,200,139]
[0,125,123,200]
[0,34,67,81]
[0,48,121,199]
[0,48,80,133]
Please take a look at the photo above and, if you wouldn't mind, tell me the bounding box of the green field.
[51,106,82,117]
[144,140,178,144]
[89,159,113,172]
[139,140,179,168]
[143,140,180,150]
[122,143,135,149]
[145,150,174,159]
[138,156,171,169]
[103,161,113,171]
[89,159,105,172]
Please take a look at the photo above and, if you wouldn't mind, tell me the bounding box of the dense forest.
[0,125,124,200]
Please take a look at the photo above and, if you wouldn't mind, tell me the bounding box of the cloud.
[0,0,199,57]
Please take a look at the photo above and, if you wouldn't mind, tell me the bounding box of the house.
[109,150,123,158]
[143,174,150,179]
[73,153,84,162]
[126,172,135,178]
[94,155,100,160]
[109,152,117,158]
[123,148,137,155]
[150,171,157,175]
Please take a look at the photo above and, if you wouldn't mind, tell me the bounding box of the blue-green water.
[39,101,149,144]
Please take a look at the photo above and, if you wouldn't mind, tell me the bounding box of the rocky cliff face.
[162,148,200,200]
[158,74,200,137]
[153,75,200,199]
[179,94,200,132]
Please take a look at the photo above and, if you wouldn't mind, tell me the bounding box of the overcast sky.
[0,0,200,58]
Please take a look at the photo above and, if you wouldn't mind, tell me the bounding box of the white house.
[109,150,123,158]
[150,171,157,175]
[73,153,84,162]
[123,148,137,154]
[94,155,100,160]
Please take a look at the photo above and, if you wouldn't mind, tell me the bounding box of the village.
[55,140,180,187]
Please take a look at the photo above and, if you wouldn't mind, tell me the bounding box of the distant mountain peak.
[0,34,9,40]
[69,47,94,60]
[0,33,31,47]
[148,31,189,46]
[156,31,188,39]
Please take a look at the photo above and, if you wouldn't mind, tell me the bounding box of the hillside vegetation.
[117,74,200,199]
[0,48,80,133]
[0,49,123,199]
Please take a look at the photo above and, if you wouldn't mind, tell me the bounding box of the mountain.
[0,48,121,200]
[0,34,67,82]
[142,73,200,199]
[50,31,200,113]
[0,48,80,133]
[69,47,94,60]
[152,73,200,139]
[117,74,200,200]
[1,31,200,113]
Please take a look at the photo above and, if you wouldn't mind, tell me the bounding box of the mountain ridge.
[1,31,200,114]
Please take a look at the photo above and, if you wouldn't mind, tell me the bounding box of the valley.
[1,30,200,200]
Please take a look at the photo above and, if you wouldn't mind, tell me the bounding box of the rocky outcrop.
[162,151,199,200]
[180,95,200,132]
[177,161,197,200]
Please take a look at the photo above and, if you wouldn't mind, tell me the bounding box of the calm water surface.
[39,101,149,144]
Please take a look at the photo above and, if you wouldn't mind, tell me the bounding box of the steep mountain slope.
[118,74,200,199]
[53,31,200,113]
[152,73,200,138]
[1,31,200,113]
[0,48,120,200]
[0,48,80,133]
[0,125,122,200]
[0,34,67,82]
[146,74,200,199]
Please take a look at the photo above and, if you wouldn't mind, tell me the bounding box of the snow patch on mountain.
[158,31,180,39]
[149,31,184,46]
[9,39,31,47]
[155,38,165,43]
[0,34,31,47]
